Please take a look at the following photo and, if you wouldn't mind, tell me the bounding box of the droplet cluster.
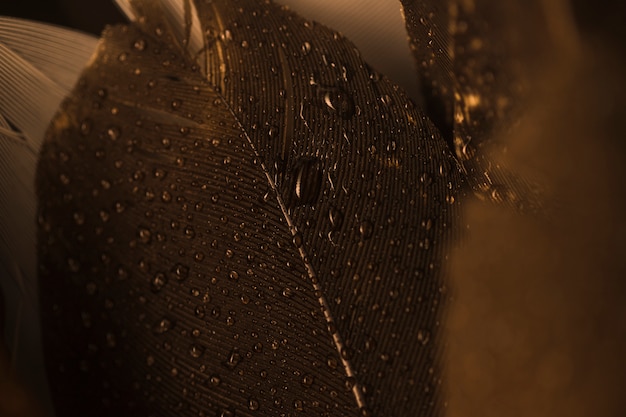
[36,1,461,416]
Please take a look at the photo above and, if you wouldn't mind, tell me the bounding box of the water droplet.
[79,119,93,136]
[133,39,147,51]
[106,126,121,141]
[85,282,98,295]
[209,374,221,386]
[302,374,314,387]
[327,356,338,369]
[292,233,303,248]
[194,306,205,318]
[359,221,374,240]
[248,398,260,411]
[417,329,431,346]
[138,227,152,244]
[292,158,323,206]
[189,344,205,358]
[184,226,196,239]
[153,168,167,180]
[151,272,168,292]
[323,88,355,119]
[154,317,174,334]
[228,270,239,281]
[171,99,182,110]
[224,349,241,369]
[328,206,343,229]
[106,332,117,348]
[73,212,85,225]
[301,41,312,55]
[118,52,128,62]
[172,263,189,281]
[293,400,304,411]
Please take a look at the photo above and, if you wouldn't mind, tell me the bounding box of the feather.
[400,0,581,213]
[37,0,459,416]
[275,0,420,102]
[1,2,602,417]
[0,17,98,92]
[0,17,98,416]
[114,0,206,72]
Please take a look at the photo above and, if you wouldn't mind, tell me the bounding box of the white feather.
[0,17,98,416]
[114,0,205,69]
[0,17,98,92]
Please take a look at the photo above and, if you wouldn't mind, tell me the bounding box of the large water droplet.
[224,349,242,369]
[323,88,355,119]
[328,206,344,229]
[292,157,323,206]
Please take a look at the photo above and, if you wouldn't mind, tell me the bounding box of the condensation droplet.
[292,157,323,206]
[293,400,304,411]
[172,263,190,281]
[417,329,431,346]
[359,221,374,240]
[73,212,85,225]
[189,344,205,359]
[301,41,312,55]
[224,349,241,369]
[133,39,147,51]
[194,305,205,318]
[302,374,314,387]
[79,119,93,136]
[106,126,121,141]
[292,233,303,248]
[138,227,152,244]
[154,317,175,335]
[328,206,343,229]
[184,226,196,239]
[323,88,355,119]
[248,398,260,411]
[151,272,168,292]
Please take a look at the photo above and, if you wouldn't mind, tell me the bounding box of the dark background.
[1,0,625,48]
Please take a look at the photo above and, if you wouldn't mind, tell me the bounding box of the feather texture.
[37,0,459,416]
[0,17,98,416]
[0,2,592,416]
[400,0,581,213]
